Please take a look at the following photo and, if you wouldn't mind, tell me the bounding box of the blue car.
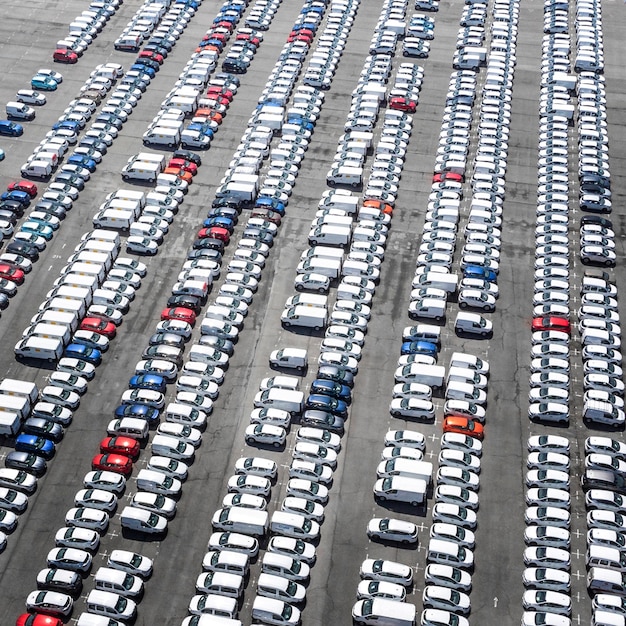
[67,155,97,172]
[52,120,81,133]
[114,403,160,427]
[130,63,156,78]
[1,190,30,207]
[0,120,24,136]
[463,264,497,282]
[31,76,57,91]
[255,197,285,215]
[310,379,352,405]
[305,393,349,419]
[203,216,235,232]
[400,340,438,358]
[64,343,102,365]
[20,221,54,241]
[15,434,56,460]
[129,374,167,394]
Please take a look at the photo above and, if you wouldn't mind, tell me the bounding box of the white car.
[26,590,73,617]
[527,435,570,454]
[40,386,80,409]
[108,549,154,579]
[235,457,277,479]
[48,371,89,395]
[432,502,477,529]
[356,579,406,601]
[55,526,100,552]
[282,496,324,523]
[423,585,471,615]
[366,518,418,544]
[522,589,571,616]
[458,289,496,312]
[524,525,570,549]
[440,432,483,456]
[245,424,286,448]
[156,423,202,447]
[359,559,413,587]
[384,430,425,450]
[83,470,126,495]
[438,449,481,474]
[295,427,342,452]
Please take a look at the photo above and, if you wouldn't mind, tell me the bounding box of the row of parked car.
[52,0,122,63]
[522,435,573,623]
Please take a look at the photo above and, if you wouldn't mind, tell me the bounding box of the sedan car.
[359,559,413,587]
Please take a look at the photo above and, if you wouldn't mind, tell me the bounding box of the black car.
[580,215,613,229]
[79,137,108,154]
[215,72,241,87]
[206,206,239,223]
[94,113,124,130]
[187,248,222,263]
[34,201,66,219]
[23,417,65,443]
[0,209,18,224]
[148,332,186,349]
[143,43,169,58]
[172,149,202,166]
[317,364,355,388]
[212,197,245,210]
[166,293,203,314]
[133,57,160,72]
[0,199,25,217]
[147,36,174,52]
[54,173,85,191]
[0,294,9,310]
[6,240,39,261]
[37,567,83,595]
[198,335,235,355]
[192,237,225,253]
[5,451,47,477]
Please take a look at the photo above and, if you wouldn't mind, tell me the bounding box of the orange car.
[362,199,393,215]
[442,415,484,440]
[163,167,193,183]
[195,109,223,124]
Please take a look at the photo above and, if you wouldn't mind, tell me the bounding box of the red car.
[161,306,197,325]
[288,32,313,43]
[163,167,193,183]
[251,208,282,225]
[433,171,464,183]
[236,33,260,45]
[389,96,417,113]
[138,50,164,64]
[168,158,198,176]
[198,226,230,243]
[531,316,570,334]
[208,32,229,43]
[0,263,25,285]
[53,49,78,64]
[442,416,484,441]
[8,181,38,198]
[363,199,393,215]
[206,87,234,101]
[79,317,117,338]
[16,616,63,626]
[92,453,133,477]
[214,20,235,32]
[100,436,140,460]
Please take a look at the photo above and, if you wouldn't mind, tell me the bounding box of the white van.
[270,511,320,541]
[136,469,182,497]
[46,285,91,304]
[296,257,341,280]
[24,322,71,345]
[204,550,249,577]
[587,545,626,572]
[76,614,125,626]
[143,127,180,148]
[285,293,328,309]
[68,251,112,272]
[408,298,446,322]
[445,381,487,404]
[592,611,626,626]
[43,297,86,318]
[373,476,427,506]
[377,459,433,484]
[308,224,352,247]
[252,597,301,626]
[261,552,310,581]
[281,306,327,331]
[211,507,268,537]
[56,273,99,295]
[449,352,489,375]
[85,589,137,622]
[352,598,416,626]
[93,209,135,231]
[120,506,168,535]
[428,538,474,569]
[21,160,53,179]
[6,101,36,120]
[30,310,78,333]
[14,336,63,361]
[301,247,345,264]
[319,191,359,214]
[165,403,207,428]
[253,388,305,415]
[326,166,363,188]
